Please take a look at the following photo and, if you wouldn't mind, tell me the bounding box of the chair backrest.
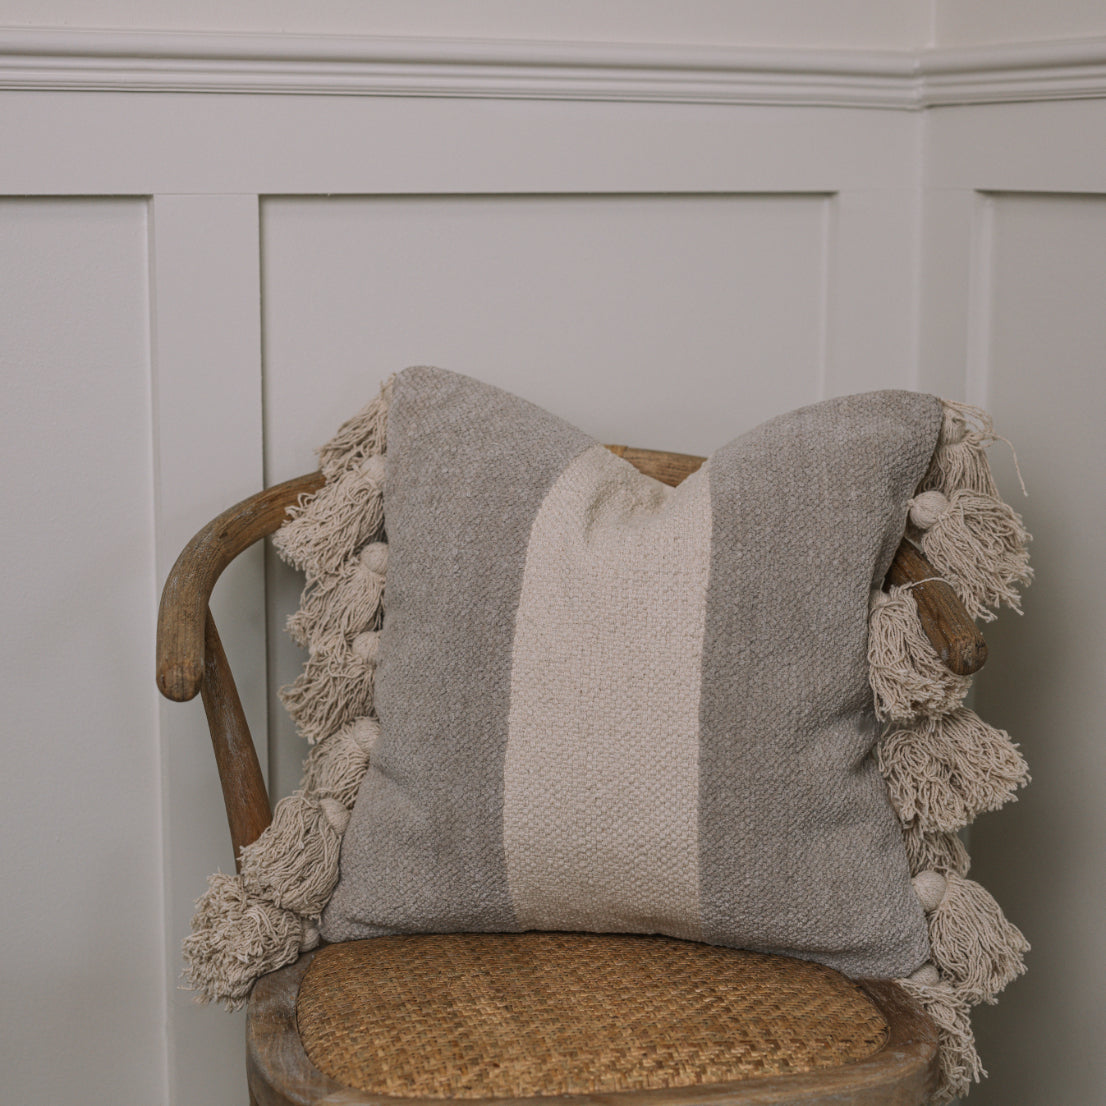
[156,447,985,865]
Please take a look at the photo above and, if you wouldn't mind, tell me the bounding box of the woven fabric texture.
[296,933,889,1098]
[323,367,939,979]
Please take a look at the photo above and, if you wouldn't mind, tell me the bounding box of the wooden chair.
[157,447,986,1106]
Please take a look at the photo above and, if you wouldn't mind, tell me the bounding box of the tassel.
[317,376,394,479]
[301,716,378,808]
[920,399,1001,499]
[914,871,1030,1003]
[272,454,386,580]
[280,636,378,744]
[239,794,344,917]
[287,542,387,648]
[868,588,971,722]
[902,824,971,879]
[909,489,1032,621]
[879,709,1030,833]
[182,872,305,1010]
[896,973,983,1104]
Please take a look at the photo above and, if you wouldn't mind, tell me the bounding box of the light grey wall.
[0,198,166,1103]
[958,193,1106,1106]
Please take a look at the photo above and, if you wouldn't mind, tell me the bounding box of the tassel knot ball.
[908,490,950,531]
[352,630,381,666]
[361,540,389,574]
[913,870,948,912]
[301,718,376,808]
[908,962,941,986]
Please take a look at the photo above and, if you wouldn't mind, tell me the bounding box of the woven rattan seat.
[295,933,889,1099]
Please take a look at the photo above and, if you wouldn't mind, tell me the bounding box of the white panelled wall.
[2,8,1104,1105]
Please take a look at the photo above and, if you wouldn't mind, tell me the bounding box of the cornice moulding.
[2,27,1106,108]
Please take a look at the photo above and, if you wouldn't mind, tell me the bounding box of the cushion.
[321,367,938,977]
[185,366,1033,1104]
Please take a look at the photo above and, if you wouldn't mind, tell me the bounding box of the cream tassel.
[239,794,348,916]
[287,541,387,648]
[301,716,379,808]
[879,709,1030,833]
[913,871,1030,1003]
[909,489,1032,621]
[896,971,983,1104]
[902,824,971,879]
[182,872,306,1010]
[317,375,394,479]
[279,631,379,744]
[868,588,971,722]
[273,453,386,581]
[920,400,1002,499]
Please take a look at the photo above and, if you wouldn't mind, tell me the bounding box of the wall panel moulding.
[3,28,1106,108]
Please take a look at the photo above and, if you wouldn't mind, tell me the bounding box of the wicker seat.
[158,447,986,1106]
[293,935,890,1098]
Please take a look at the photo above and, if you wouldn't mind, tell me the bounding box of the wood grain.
[201,608,272,862]
[157,470,325,703]
[887,540,988,675]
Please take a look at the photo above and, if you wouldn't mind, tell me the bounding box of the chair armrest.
[156,471,323,862]
[887,542,987,675]
[157,471,324,702]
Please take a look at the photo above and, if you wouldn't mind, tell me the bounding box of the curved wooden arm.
[156,471,324,860]
[157,471,325,703]
[888,541,987,675]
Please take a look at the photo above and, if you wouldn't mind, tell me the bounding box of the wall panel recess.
[260,191,835,798]
[965,192,1106,1106]
[0,197,166,1105]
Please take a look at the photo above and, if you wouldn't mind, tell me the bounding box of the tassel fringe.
[896,975,984,1104]
[239,794,345,916]
[914,871,1030,1004]
[301,716,378,808]
[875,397,1032,1098]
[879,709,1030,833]
[317,375,394,479]
[280,638,377,745]
[287,543,387,648]
[920,399,1002,499]
[910,489,1032,621]
[181,872,312,1010]
[184,377,392,1008]
[272,454,386,581]
[902,825,971,879]
[868,588,971,722]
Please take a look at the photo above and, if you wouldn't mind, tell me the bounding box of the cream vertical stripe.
[503,444,712,940]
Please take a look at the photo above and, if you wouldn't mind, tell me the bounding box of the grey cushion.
[322,366,941,978]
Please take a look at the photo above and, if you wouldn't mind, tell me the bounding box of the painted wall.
[0,198,166,1103]
[934,1,1106,46]
[2,9,1105,1106]
[0,0,930,48]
